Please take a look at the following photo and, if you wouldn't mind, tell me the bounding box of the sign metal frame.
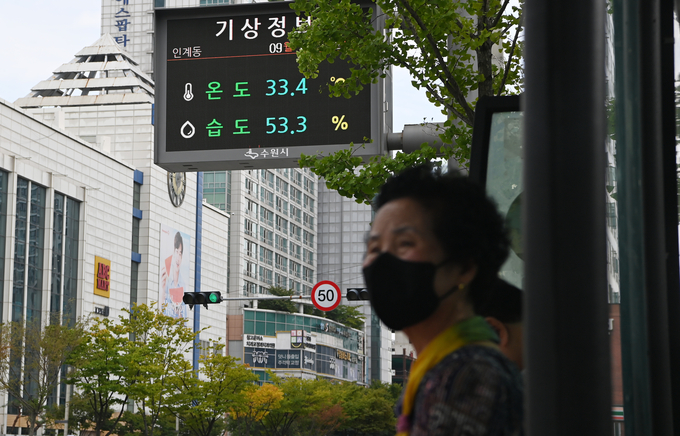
[154,1,389,171]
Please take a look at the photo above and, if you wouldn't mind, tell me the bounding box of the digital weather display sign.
[154,1,387,171]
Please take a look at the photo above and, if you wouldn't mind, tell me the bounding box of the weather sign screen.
[155,2,382,171]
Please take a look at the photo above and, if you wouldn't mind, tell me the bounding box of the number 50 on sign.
[312,280,341,312]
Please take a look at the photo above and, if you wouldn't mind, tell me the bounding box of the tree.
[229,382,284,436]
[0,319,85,436]
[261,377,338,436]
[258,286,299,313]
[331,381,397,436]
[289,0,523,204]
[325,305,365,330]
[120,304,197,436]
[67,316,132,436]
[165,344,258,436]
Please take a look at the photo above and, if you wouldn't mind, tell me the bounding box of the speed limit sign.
[311,280,341,312]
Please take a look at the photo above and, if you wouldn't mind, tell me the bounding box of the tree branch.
[496,18,522,96]
[396,0,476,123]
[491,0,512,28]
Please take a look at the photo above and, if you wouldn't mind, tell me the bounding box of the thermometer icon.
[183,83,194,101]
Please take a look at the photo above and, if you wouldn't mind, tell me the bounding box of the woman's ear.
[485,316,509,347]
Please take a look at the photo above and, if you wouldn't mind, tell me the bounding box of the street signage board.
[311,280,341,312]
[154,1,389,171]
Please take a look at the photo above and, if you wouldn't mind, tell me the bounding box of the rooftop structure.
[15,33,153,108]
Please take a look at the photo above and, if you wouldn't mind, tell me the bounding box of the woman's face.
[364,198,461,296]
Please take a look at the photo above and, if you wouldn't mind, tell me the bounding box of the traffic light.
[183,291,222,309]
[346,288,370,301]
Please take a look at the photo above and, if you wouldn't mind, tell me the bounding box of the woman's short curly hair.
[375,164,510,306]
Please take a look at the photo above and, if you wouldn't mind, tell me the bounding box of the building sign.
[94,256,111,298]
[336,349,358,364]
[154,1,387,171]
[244,347,275,369]
[245,334,276,349]
[290,329,316,350]
[159,224,192,319]
[276,350,301,369]
[113,0,132,48]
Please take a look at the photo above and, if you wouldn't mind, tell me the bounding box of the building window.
[244,261,257,278]
[275,273,287,288]
[259,266,273,285]
[245,239,257,258]
[260,207,274,227]
[276,196,288,216]
[260,170,275,188]
[203,171,227,211]
[275,254,288,271]
[291,187,302,205]
[290,261,301,279]
[303,267,313,283]
[130,261,139,306]
[260,227,273,246]
[0,170,7,320]
[260,247,273,266]
[275,235,288,253]
[304,177,315,193]
[303,231,314,248]
[51,194,80,325]
[290,242,301,260]
[303,213,314,229]
[290,224,301,241]
[607,202,617,229]
[276,177,289,197]
[14,178,46,324]
[260,187,274,207]
[303,249,314,265]
[244,280,257,295]
[245,218,257,237]
[245,178,258,197]
[291,205,301,223]
[276,215,288,234]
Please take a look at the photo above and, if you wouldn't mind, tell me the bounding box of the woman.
[362,165,523,436]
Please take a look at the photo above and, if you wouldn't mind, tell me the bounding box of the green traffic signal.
[183,291,222,309]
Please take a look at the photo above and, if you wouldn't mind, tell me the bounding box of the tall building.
[316,184,393,383]
[1,29,233,431]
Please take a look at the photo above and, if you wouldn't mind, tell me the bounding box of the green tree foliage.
[257,286,299,313]
[325,305,365,330]
[68,304,196,436]
[165,343,258,436]
[117,304,197,436]
[228,381,284,436]
[331,381,398,436]
[67,316,132,436]
[289,0,523,204]
[0,319,85,436]
[261,377,338,436]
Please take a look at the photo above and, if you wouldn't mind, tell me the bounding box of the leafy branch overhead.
[289,0,523,203]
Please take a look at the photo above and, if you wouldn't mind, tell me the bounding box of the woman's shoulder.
[420,345,521,395]
[410,345,523,436]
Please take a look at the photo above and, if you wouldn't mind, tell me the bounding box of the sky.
[0,1,444,133]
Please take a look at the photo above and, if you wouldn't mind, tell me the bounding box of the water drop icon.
[183,83,194,101]
[180,121,195,139]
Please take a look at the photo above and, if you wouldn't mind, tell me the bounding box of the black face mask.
[362,252,457,331]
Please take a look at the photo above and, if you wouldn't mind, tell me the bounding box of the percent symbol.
[330,77,345,84]
[332,115,348,131]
